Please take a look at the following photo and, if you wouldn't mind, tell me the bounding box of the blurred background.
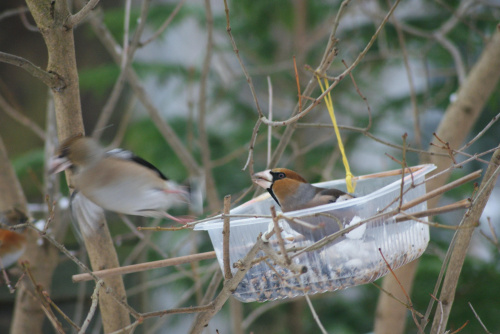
[1,0,499,333]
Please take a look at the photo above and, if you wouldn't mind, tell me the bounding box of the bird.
[0,229,27,269]
[49,135,197,223]
[252,168,355,240]
[0,209,29,269]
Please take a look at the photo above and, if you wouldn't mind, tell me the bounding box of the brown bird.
[50,135,195,223]
[253,168,355,240]
[0,229,27,269]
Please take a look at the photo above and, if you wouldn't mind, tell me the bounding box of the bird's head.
[49,135,104,174]
[252,168,308,207]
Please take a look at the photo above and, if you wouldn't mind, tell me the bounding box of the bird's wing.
[106,148,168,180]
[313,187,355,205]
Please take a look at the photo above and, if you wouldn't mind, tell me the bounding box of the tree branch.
[0,51,65,90]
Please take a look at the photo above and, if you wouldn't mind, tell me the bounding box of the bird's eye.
[278,172,286,179]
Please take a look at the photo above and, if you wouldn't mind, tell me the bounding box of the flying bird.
[50,135,198,223]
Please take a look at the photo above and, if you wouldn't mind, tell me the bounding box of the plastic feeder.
[194,164,436,302]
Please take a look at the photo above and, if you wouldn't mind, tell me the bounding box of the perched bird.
[0,209,29,269]
[50,135,195,223]
[0,229,27,269]
[253,168,355,240]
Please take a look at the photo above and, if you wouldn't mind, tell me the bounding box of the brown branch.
[223,0,264,117]
[468,302,492,334]
[78,280,103,334]
[395,199,471,223]
[388,4,421,148]
[222,195,232,280]
[72,251,216,282]
[400,169,481,211]
[0,92,45,140]
[92,0,150,140]
[0,51,65,90]
[83,2,201,176]
[65,0,100,28]
[270,206,290,266]
[266,0,401,168]
[0,7,29,22]
[198,0,220,211]
[430,148,500,334]
[22,263,66,334]
[379,249,423,332]
[140,0,187,47]
[189,235,265,333]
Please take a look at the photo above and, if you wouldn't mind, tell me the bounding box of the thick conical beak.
[48,156,72,174]
[252,170,273,189]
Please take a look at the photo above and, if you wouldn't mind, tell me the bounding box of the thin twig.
[400,170,481,211]
[198,0,221,212]
[304,294,328,334]
[242,118,262,174]
[223,195,232,280]
[189,235,265,333]
[0,92,45,140]
[223,0,264,117]
[388,0,421,148]
[379,248,423,332]
[140,0,187,47]
[270,206,290,266]
[78,280,103,334]
[341,59,372,131]
[266,76,273,168]
[23,263,66,334]
[395,199,471,223]
[257,0,402,128]
[459,112,500,152]
[0,7,29,22]
[84,3,201,176]
[468,302,492,334]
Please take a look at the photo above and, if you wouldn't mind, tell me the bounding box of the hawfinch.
[253,168,354,240]
[50,135,194,223]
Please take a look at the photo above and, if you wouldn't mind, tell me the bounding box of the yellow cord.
[317,76,355,193]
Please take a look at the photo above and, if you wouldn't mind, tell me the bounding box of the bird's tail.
[186,176,205,215]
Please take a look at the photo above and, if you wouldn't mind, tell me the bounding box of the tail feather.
[186,176,204,214]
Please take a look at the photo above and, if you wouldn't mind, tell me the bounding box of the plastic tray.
[194,164,436,302]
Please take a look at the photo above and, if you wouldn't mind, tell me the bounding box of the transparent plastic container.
[194,164,436,302]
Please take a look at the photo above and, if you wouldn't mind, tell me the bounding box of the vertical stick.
[223,195,232,280]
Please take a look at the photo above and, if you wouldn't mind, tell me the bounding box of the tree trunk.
[11,1,132,333]
[374,23,500,334]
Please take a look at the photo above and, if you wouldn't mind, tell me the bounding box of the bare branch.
[0,92,45,140]
[430,148,500,333]
[72,251,217,282]
[223,195,232,280]
[0,51,65,89]
[66,0,100,28]
[140,0,188,47]
[0,7,29,22]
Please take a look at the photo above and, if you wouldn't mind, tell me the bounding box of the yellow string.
[316,76,355,193]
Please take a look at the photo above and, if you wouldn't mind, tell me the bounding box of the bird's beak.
[252,170,273,189]
[48,156,72,174]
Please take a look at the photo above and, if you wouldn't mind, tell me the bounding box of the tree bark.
[0,136,52,334]
[374,23,500,334]
[12,1,132,333]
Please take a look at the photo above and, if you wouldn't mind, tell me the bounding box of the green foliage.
[79,64,120,97]
[411,253,500,333]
